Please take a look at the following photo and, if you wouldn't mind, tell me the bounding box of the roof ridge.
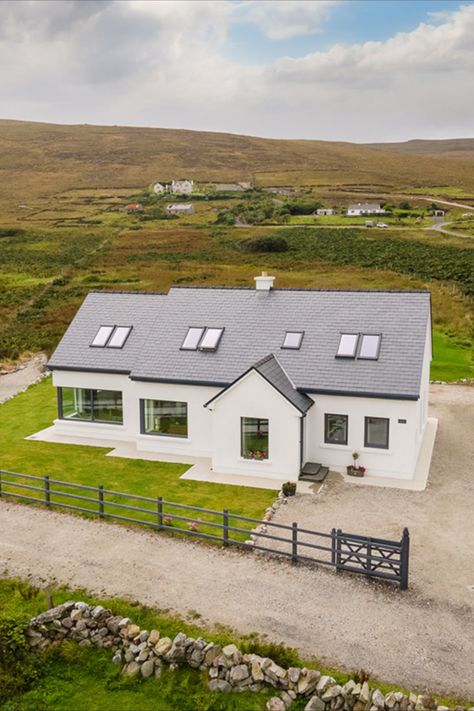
[252,353,276,368]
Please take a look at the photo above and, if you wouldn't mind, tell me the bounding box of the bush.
[0,616,44,698]
[281,481,297,497]
[242,237,289,253]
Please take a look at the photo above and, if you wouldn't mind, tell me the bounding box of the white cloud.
[238,0,338,40]
[0,1,473,141]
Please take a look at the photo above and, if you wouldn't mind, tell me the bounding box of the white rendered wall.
[51,371,218,458]
[304,393,419,480]
[208,370,302,479]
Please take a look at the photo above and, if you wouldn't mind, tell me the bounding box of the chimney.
[254,271,275,291]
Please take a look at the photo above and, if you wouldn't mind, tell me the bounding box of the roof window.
[90,325,131,349]
[282,331,304,350]
[336,333,359,358]
[91,325,115,348]
[181,327,205,351]
[358,334,381,360]
[199,327,224,351]
[181,327,224,352]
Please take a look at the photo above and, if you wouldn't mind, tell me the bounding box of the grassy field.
[1,578,470,711]
[0,379,276,536]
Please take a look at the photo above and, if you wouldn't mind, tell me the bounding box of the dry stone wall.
[25,602,472,711]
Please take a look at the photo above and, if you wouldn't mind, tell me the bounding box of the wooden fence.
[0,470,409,589]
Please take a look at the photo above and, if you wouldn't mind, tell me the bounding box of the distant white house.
[166,203,195,215]
[215,184,244,192]
[347,203,386,216]
[316,208,337,216]
[153,182,166,194]
[171,179,194,195]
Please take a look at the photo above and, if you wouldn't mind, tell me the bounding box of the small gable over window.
[358,334,381,360]
[90,325,132,349]
[282,331,304,350]
[336,333,359,358]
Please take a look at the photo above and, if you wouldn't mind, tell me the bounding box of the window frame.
[58,387,123,425]
[240,416,269,461]
[140,398,188,438]
[90,325,115,348]
[364,416,390,450]
[358,333,382,360]
[180,326,206,351]
[336,333,359,359]
[281,331,305,350]
[324,413,349,446]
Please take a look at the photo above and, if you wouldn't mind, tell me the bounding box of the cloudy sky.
[1,0,474,142]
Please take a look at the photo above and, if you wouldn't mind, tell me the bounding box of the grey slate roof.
[48,286,431,400]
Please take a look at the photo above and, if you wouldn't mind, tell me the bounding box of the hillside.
[367,138,474,162]
[2,120,474,216]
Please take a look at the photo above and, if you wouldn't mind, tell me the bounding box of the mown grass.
[0,379,275,539]
[431,331,474,381]
[0,578,470,710]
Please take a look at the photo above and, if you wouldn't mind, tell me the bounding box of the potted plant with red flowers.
[347,451,366,477]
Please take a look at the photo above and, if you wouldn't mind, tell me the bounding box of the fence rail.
[0,470,409,589]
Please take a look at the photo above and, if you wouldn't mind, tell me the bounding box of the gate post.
[98,485,104,518]
[223,509,229,548]
[331,528,336,566]
[157,497,163,530]
[335,528,342,571]
[291,522,298,564]
[44,475,51,508]
[400,527,410,590]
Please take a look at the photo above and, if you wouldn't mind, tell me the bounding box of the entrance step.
[299,462,329,483]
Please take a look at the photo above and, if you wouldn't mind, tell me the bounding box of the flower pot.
[346,465,365,477]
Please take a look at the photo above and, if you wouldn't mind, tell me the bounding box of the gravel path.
[0,354,47,403]
[271,385,474,610]
[1,499,473,699]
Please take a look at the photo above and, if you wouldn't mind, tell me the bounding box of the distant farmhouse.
[166,203,195,215]
[347,203,386,216]
[153,182,166,194]
[171,179,194,195]
[126,203,144,213]
[316,208,337,216]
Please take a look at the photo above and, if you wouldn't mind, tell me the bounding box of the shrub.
[281,481,297,497]
[242,236,289,253]
[0,616,44,698]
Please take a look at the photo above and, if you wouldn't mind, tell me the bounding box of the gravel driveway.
[0,384,473,699]
[272,385,474,610]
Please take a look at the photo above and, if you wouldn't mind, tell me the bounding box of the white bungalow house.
[316,208,337,216]
[171,179,194,195]
[347,203,386,216]
[45,275,434,486]
[166,203,195,215]
[153,182,166,194]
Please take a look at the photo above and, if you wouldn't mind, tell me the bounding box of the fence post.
[291,522,298,564]
[0,471,2,498]
[367,538,372,577]
[98,485,104,518]
[330,528,336,566]
[157,497,163,530]
[335,528,342,571]
[44,475,51,508]
[223,509,229,548]
[400,527,410,590]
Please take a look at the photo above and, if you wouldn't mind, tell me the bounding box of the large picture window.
[324,414,348,445]
[241,417,269,460]
[59,388,123,424]
[364,416,389,449]
[141,399,188,437]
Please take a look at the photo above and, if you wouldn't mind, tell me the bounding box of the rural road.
[0,501,473,700]
[0,354,47,403]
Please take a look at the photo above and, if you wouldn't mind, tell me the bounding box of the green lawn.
[0,379,275,538]
[431,331,474,381]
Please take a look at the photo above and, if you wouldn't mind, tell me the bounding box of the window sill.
[138,433,190,442]
[239,457,272,465]
[360,447,391,455]
[319,442,350,451]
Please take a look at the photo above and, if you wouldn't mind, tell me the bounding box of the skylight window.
[282,331,304,350]
[199,327,224,352]
[358,334,381,360]
[107,326,132,349]
[181,327,205,351]
[336,333,359,358]
[91,325,115,348]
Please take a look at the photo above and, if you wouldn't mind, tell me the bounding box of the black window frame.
[364,416,390,449]
[281,331,305,350]
[58,387,123,425]
[89,325,132,350]
[240,416,269,461]
[140,398,188,438]
[324,413,348,446]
